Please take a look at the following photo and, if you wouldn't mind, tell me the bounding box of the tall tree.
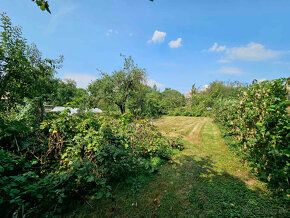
[88,56,146,114]
[0,13,62,120]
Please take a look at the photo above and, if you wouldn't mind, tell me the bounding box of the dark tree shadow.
[167,154,289,218]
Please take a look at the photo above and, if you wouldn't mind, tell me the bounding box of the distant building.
[186,91,192,99]
[47,106,102,115]
[44,105,54,113]
[89,108,103,113]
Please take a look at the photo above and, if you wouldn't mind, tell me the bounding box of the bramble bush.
[215,78,290,194]
[0,111,183,217]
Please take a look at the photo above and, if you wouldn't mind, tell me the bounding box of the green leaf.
[40,5,46,11]
[96,192,103,199]
[87,176,95,182]
[36,194,43,199]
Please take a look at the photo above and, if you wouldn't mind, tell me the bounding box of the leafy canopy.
[0,13,62,118]
[89,56,146,114]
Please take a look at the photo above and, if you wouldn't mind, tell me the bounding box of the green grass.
[69,116,289,217]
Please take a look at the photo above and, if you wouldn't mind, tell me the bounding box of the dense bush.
[167,81,245,118]
[0,111,183,217]
[215,79,290,193]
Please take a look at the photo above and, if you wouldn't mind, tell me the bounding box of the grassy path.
[72,116,288,217]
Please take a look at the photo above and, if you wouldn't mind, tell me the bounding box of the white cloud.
[147,30,167,43]
[169,38,182,48]
[106,29,119,36]
[44,2,76,35]
[208,42,281,62]
[146,78,163,88]
[106,29,113,36]
[208,42,226,52]
[63,73,97,89]
[226,42,280,61]
[209,43,218,52]
[217,67,244,75]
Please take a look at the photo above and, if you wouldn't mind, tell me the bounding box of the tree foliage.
[0,13,62,120]
[47,79,89,108]
[31,0,154,14]
[31,0,51,13]
[169,81,246,117]
[89,56,146,114]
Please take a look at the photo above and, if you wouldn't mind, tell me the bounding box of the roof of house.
[50,107,102,114]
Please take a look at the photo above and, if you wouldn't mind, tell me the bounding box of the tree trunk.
[119,105,126,114]
[37,98,44,122]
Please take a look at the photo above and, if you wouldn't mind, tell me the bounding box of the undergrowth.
[0,111,184,217]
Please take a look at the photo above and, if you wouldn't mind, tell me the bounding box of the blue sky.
[1,0,290,93]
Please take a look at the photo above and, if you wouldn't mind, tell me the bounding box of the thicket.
[215,79,290,195]
[168,81,246,117]
[0,110,183,217]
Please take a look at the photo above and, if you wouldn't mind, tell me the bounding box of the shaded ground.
[70,116,289,217]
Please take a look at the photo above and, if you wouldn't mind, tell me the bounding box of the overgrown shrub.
[215,79,290,194]
[0,112,184,217]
